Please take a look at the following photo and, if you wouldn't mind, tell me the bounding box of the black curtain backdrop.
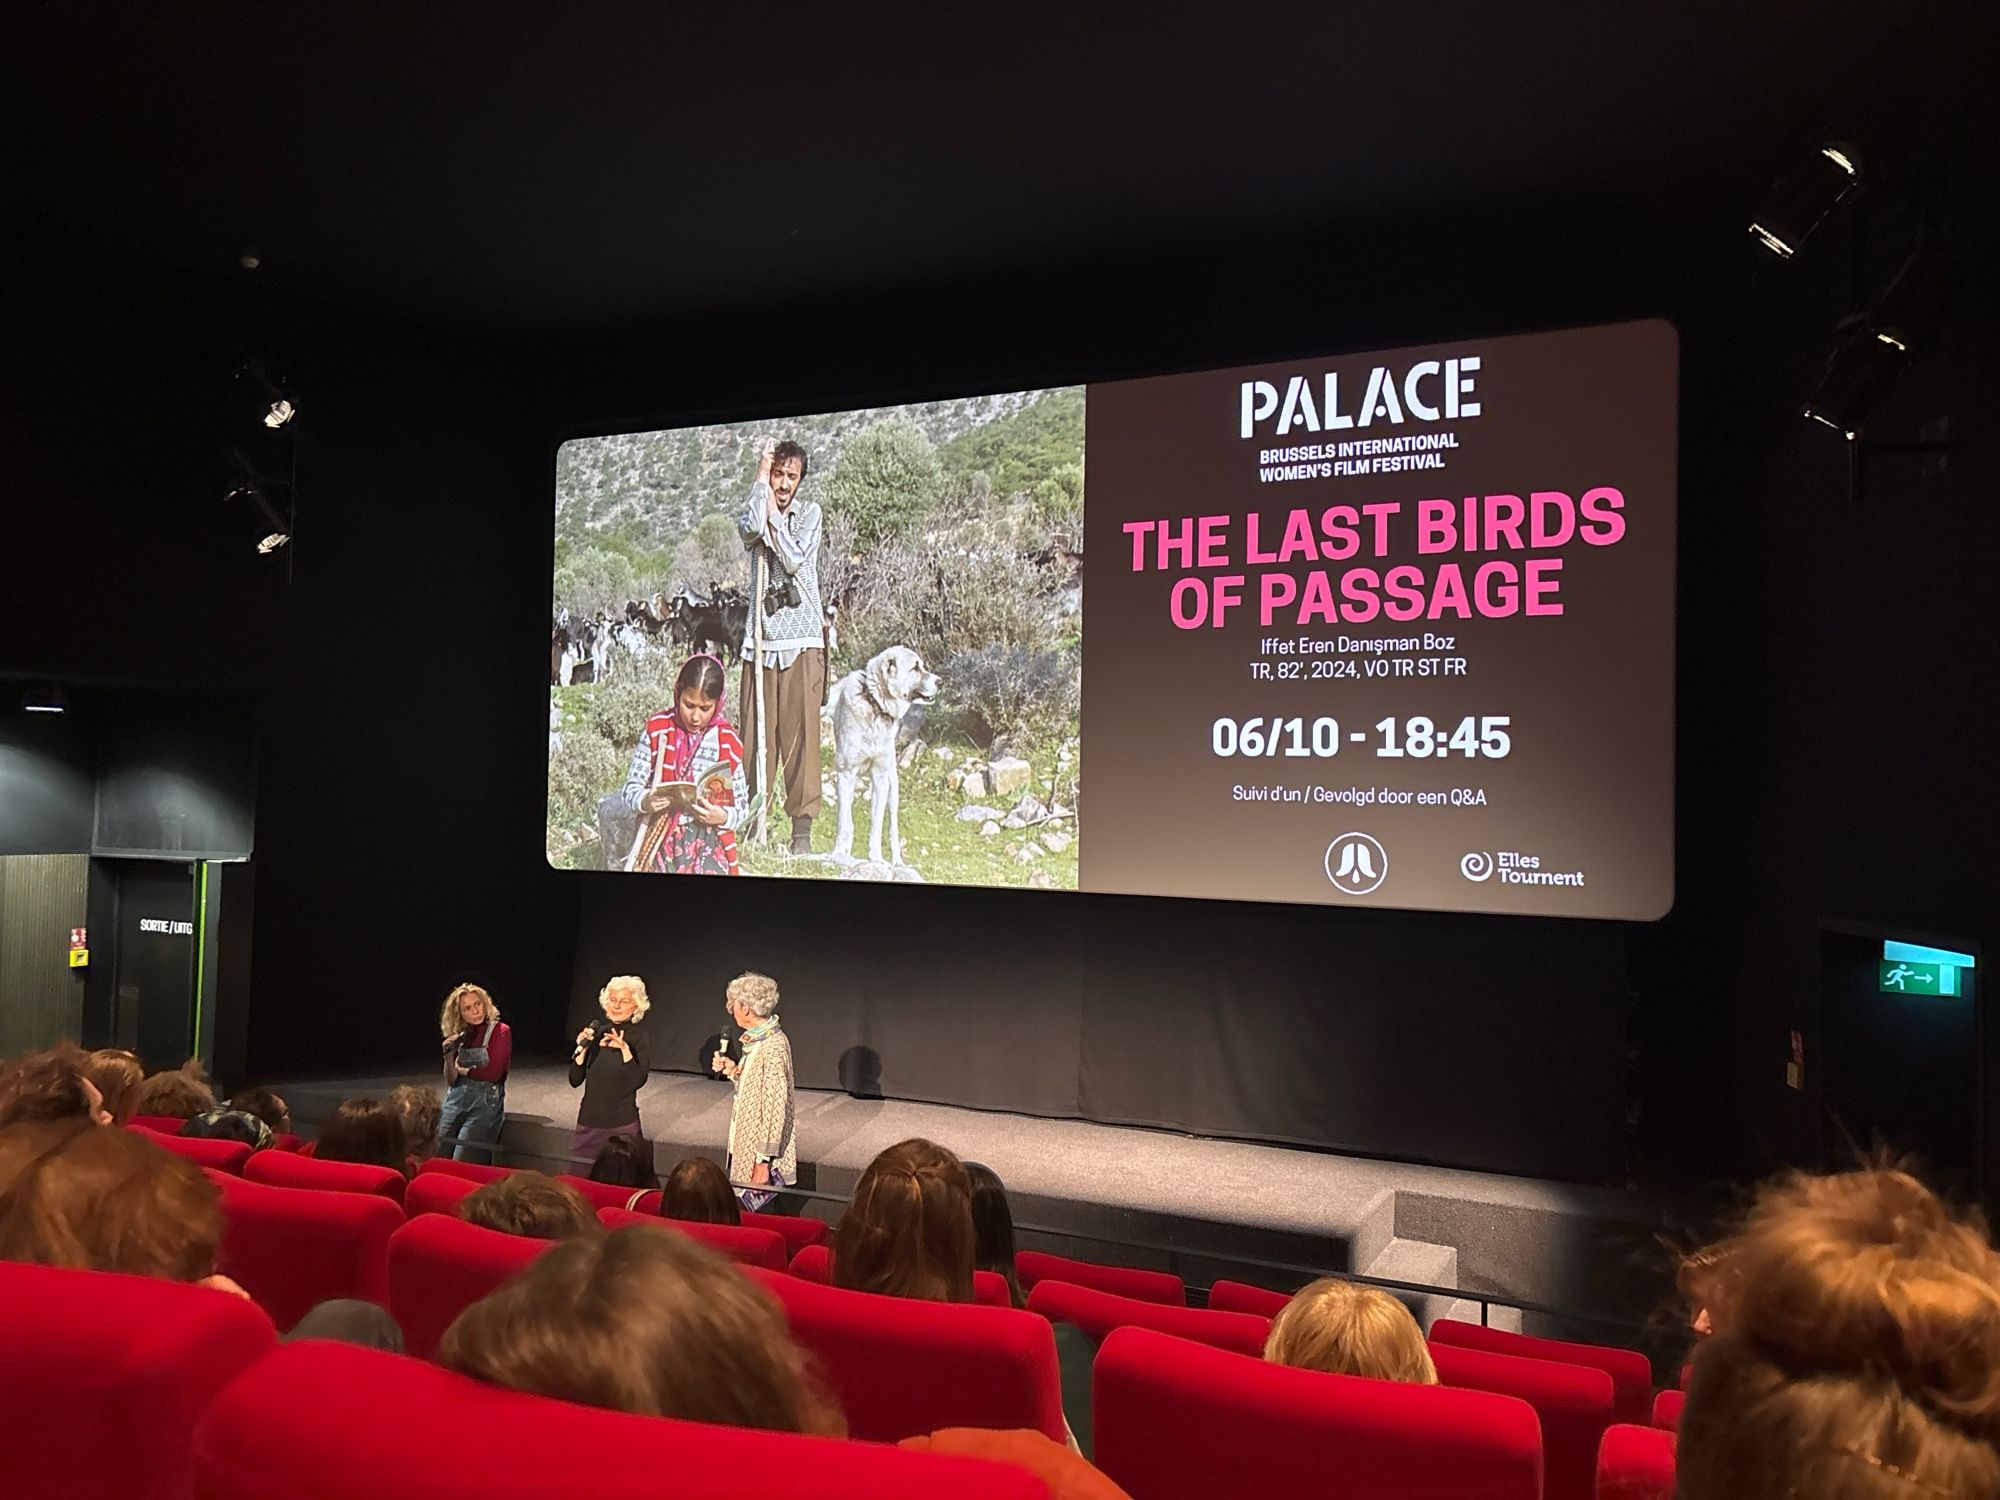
[569,874,1630,1180]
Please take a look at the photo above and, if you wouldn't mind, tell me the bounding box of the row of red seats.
[1,1254,1678,1500]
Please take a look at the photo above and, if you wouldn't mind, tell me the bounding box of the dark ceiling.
[3,3,1977,337]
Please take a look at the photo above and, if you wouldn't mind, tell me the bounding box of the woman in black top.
[569,974,652,1160]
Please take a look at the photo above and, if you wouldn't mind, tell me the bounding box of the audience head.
[1676,1234,1737,1340]
[458,1173,599,1242]
[1263,1278,1438,1384]
[589,1133,659,1191]
[314,1097,408,1175]
[132,1060,216,1122]
[389,1084,441,1163]
[440,982,498,1038]
[440,1225,841,1434]
[834,1138,975,1303]
[180,1107,272,1151]
[286,1298,405,1353]
[0,1042,112,1130]
[82,1049,144,1126]
[964,1161,1024,1307]
[0,1117,222,1282]
[229,1085,292,1136]
[660,1156,740,1225]
[1677,1166,2000,1500]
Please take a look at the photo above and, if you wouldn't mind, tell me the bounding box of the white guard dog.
[829,644,940,866]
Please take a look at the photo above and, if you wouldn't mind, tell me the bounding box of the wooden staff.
[753,547,769,845]
[624,717,671,872]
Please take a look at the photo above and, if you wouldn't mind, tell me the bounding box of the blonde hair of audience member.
[458,1173,600,1241]
[439,1225,842,1435]
[0,1117,246,1296]
[438,983,501,1039]
[1678,1165,2000,1500]
[660,1156,740,1226]
[0,1043,112,1129]
[1263,1278,1439,1384]
[132,1059,216,1121]
[833,1138,976,1303]
[390,1084,443,1163]
[83,1049,144,1127]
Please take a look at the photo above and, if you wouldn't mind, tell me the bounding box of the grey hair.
[598,975,651,1019]
[725,972,781,1019]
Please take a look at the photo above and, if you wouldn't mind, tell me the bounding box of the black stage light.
[1803,331,1907,441]
[1801,245,1950,441]
[1750,146,1859,259]
[235,360,298,429]
[222,447,293,554]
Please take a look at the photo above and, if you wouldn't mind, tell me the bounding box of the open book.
[652,771,735,812]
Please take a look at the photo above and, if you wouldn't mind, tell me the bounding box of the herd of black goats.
[550,585,790,686]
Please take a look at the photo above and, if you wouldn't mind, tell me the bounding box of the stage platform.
[275,1062,1668,1344]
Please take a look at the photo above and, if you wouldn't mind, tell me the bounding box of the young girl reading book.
[620,653,749,876]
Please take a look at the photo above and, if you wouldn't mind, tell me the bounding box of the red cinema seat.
[192,1340,1049,1500]
[1029,1278,1271,1358]
[743,1206,828,1251]
[271,1132,304,1151]
[405,1170,480,1217]
[388,1212,553,1360]
[558,1172,657,1212]
[746,1265,1066,1443]
[210,1171,399,1333]
[417,1156,513,1184]
[1097,1325,1541,1500]
[0,1261,276,1500]
[1597,1422,1676,1500]
[1651,1388,1683,1430]
[1207,1278,1294,1317]
[1017,1248,1185,1305]
[1433,1340,1617,1500]
[245,1149,407,1205]
[1432,1320,1655,1425]
[129,1113,198,1134]
[137,1129,254,1175]
[789,1241,1014,1306]
[597,1206,790,1269]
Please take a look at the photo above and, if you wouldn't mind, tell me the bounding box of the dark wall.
[0,709,94,854]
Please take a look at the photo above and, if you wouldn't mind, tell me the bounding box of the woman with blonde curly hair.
[568,975,652,1160]
[1678,1165,2000,1500]
[438,982,511,1164]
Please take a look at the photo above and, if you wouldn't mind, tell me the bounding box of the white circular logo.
[1460,851,1495,882]
[1324,832,1388,895]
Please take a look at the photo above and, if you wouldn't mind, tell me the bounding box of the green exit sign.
[1879,960,1962,997]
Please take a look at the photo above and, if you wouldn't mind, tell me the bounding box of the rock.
[1013,843,1041,864]
[956,805,1004,822]
[1042,830,1072,854]
[946,768,965,791]
[934,746,956,761]
[988,757,1032,797]
[840,859,923,883]
[1028,870,1055,890]
[1001,815,1026,829]
[897,736,926,768]
[961,770,989,800]
[979,820,1000,837]
[1009,793,1047,823]
[1050,803,1073,820]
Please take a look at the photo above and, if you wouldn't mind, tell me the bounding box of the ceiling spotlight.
[226,478,293,556]
[1801,244,1951,442]
[20,684,67,715]
[235,360,298,430]
[1749,145,1860,259]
